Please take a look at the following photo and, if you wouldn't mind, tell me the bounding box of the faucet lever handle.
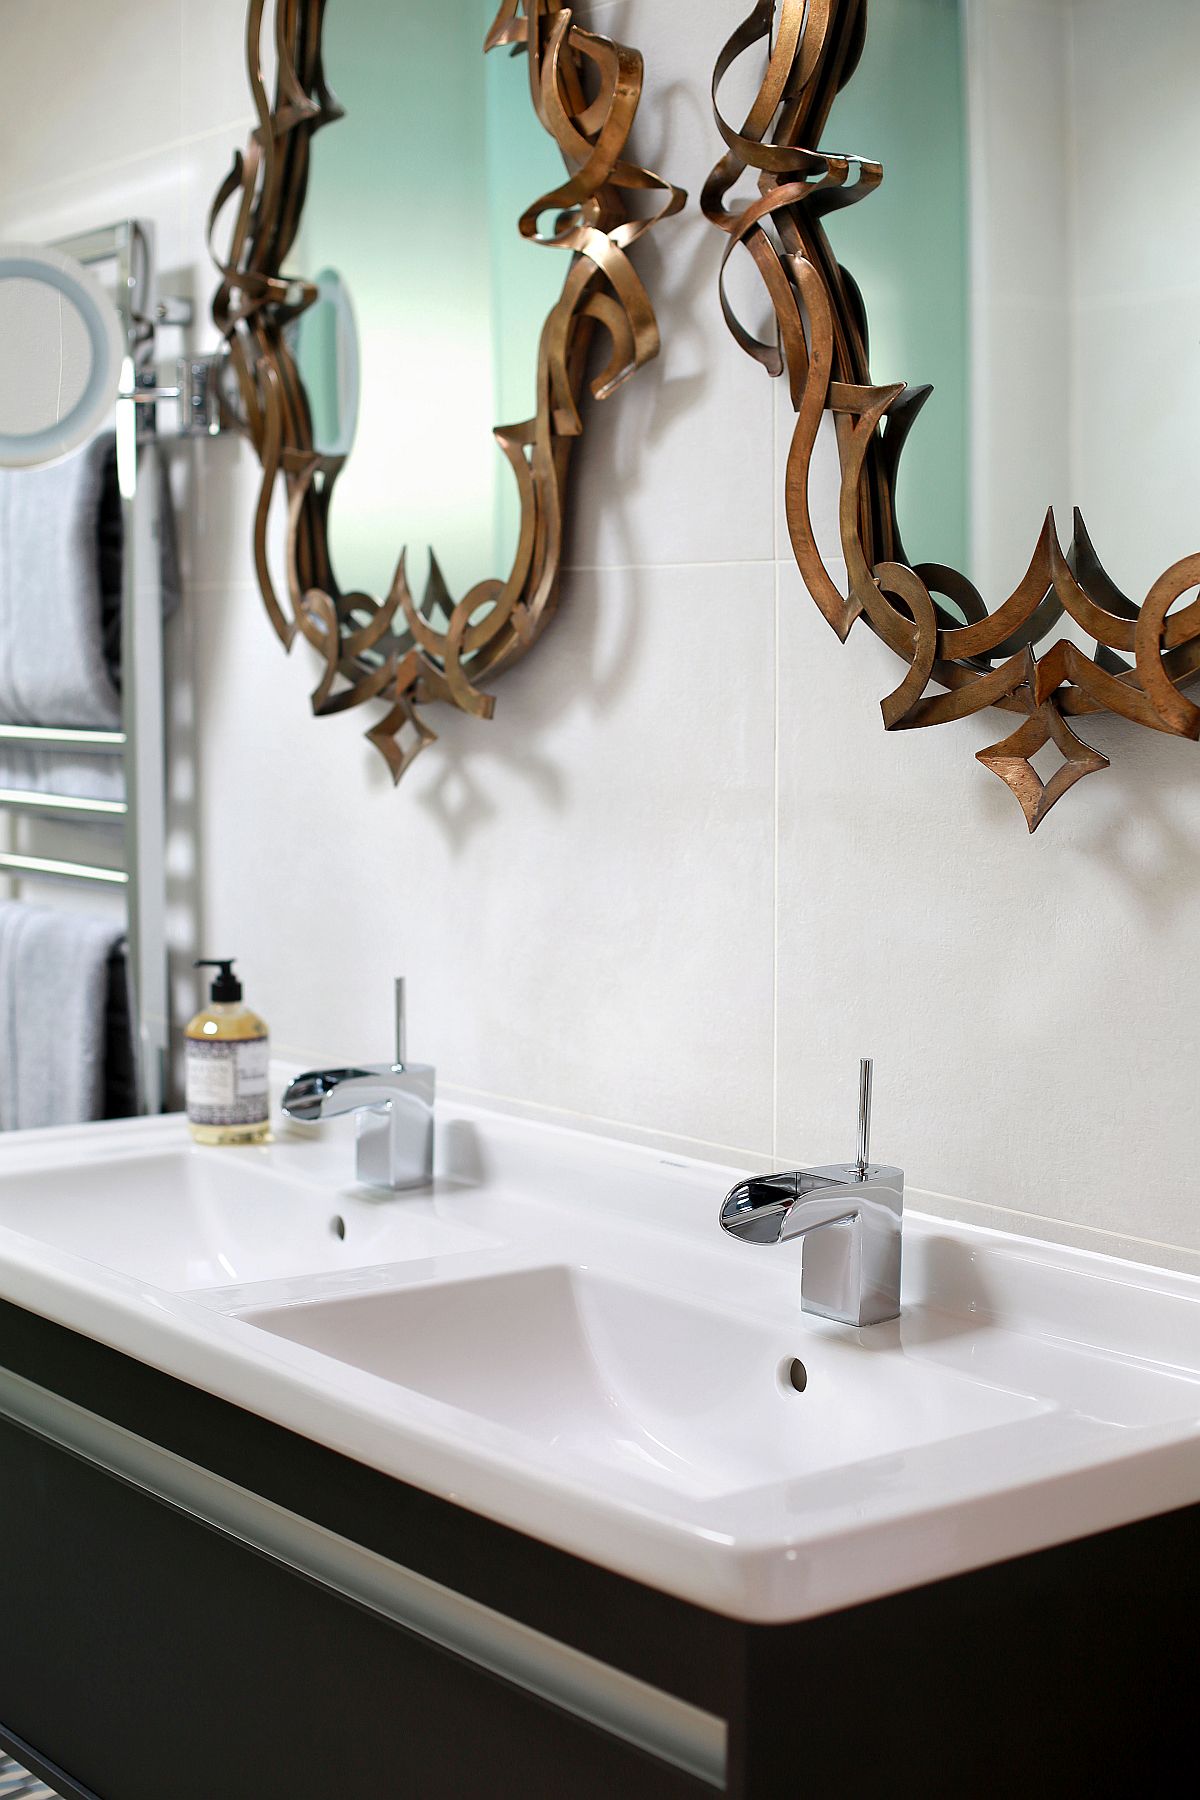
[856,1057,873,1177]
[394,976,407,1069]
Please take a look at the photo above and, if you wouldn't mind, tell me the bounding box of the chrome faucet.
[719,1059,903,1326]
[281,979,435,1190]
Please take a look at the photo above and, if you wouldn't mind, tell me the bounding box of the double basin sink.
[0,1101,1196,1620]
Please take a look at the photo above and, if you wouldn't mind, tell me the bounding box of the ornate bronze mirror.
[212,2,682,780]
[706,0,1200,830]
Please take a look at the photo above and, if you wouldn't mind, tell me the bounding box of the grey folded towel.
[0,746,124,804]
[0,432,179,730]
[0,745,124,802]
[0,433,122,728]
[0,899,132,1130]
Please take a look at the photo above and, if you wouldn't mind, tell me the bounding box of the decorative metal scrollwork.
[211,1,683,782]
[703,0,1200,830]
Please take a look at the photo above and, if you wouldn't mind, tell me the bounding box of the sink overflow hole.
[782,1357,808,1394]
[331,1215,346,1241]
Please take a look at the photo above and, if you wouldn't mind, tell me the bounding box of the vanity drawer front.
[0,1415,714,1800]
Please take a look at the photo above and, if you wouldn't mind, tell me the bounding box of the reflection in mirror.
[287,268,361,461]
[822,0,1198,604]
[0,279,92,428]
[291,0,566,607]
[0,243,125,468]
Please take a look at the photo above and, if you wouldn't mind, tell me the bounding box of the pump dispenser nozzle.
[194,958,242,1003]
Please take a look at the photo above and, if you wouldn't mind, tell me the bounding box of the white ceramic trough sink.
[0,1100,1197,1622]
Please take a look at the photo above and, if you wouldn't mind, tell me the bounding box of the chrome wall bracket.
[130,355,221,437]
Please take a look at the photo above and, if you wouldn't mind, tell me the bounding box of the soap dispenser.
[185,959,270,1145]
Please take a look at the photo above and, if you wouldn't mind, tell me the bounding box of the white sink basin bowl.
[0,1127,497,1290]
[240,1264,1048,1500]
[0,1100,1196,1622]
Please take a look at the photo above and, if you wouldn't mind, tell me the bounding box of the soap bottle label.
[186,1038,269,1127]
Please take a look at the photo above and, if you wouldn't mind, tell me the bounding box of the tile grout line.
[434,1080,776,1168]
[562,559,777,574]
[771,388,781,1164]
[771,569,780,1166]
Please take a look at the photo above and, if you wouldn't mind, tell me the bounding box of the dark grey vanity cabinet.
[0,1415,712,1800]
[0,1298,1195,1800]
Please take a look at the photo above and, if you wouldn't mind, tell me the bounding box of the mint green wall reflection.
[292,0,567,608]
[485,28,564,585]
[288,268,360,457]
[821,0,969,577]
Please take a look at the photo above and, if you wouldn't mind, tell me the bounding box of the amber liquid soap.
[185,959,270,1145]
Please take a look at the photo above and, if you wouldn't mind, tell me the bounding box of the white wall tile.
[0,144,188,278]
[564,0,776,569]
[0,1,183,193]
[774,559,1200,1255]
[194,565,778,1154]
[181,0,258,139]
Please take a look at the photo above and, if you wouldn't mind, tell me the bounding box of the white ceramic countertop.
[0,1097,1196,1624]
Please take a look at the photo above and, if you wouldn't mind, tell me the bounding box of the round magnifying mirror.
[285,267,361,460]
[0,241,126,469]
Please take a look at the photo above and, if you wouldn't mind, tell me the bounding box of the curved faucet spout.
[720,1171,858,1246]
[720,1059,902,1327]
[282,1062,435,1190]
[283,1066,407,1122]
[720,1163,904,1327]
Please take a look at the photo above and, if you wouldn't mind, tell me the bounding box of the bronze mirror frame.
[704,0,1200,831]
[211,1,683,781]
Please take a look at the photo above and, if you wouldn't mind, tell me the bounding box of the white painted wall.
[964,0,1073,600]
[1067,0,1200,600]
[967,0,1200,604]
[0,1,1197,1272]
